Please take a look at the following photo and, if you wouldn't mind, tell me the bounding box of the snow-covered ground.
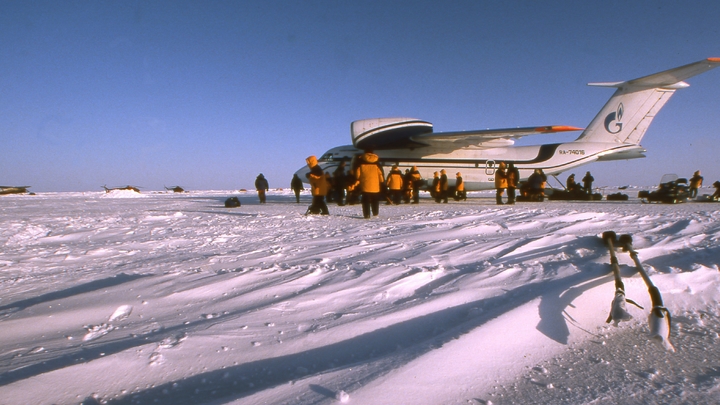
[1,188,719,405]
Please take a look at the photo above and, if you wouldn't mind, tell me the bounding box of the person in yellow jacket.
[353,152,385,218]
[439,169,449,203]
[386,165,404,205]
[409,166,422,204]
[689,170,703,198]
[455,172,466,201]
[305,155,329,215]
[495,162,508,205]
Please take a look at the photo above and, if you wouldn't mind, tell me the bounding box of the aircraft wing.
[412,125,583,149]
[351,118,582,150]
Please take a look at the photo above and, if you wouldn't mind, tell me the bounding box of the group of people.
[565,171,595,194]
[492,162,521,205]
[302,152,427,218]
[265,165,720,209]
[688,170,720,200]
[429,170,466,203]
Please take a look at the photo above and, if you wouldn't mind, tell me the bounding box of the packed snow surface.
[1,189,720,405]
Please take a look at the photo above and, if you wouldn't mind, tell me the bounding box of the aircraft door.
[485,160,496,175]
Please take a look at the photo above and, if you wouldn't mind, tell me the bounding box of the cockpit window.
[320,153,334,162]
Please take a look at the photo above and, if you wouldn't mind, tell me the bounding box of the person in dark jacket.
[507,163,519,204]
[582,171,594,194]
[566,174,580,192]
[255,174,269,204]
[333,162,347,206]
[291,174,304,203]
[528,168,546,201]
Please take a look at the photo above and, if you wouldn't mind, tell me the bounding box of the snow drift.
[1,190,719,405]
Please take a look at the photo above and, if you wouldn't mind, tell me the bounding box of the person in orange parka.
[386,165,404,205]
[305,155,329,215]
[495,162,508,205]
[455,172,466,201]
[353,152,385,218]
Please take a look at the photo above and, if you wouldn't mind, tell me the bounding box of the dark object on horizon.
[165,186,185,193]
[0,185,31,195]
[606,192,629,201]
[547,188,602,201]
[103,185,140,193]
[224,197,241,208]
[638,174,689,204]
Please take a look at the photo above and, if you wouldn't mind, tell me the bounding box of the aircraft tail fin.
[576,58,720,144]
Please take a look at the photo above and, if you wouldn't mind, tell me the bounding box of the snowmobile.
[638,174,689,204]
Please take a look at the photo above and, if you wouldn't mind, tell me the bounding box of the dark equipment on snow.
[606,192,629,201]
[103,185,141,193]
[165,186,185,193]
[224,197,241,208]
[638,174,689,204]
[0,186,31,195]
[515,181,545,202]
[548,188,602,201]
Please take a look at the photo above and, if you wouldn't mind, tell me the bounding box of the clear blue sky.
[2,0,719,191]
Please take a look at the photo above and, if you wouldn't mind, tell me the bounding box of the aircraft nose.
[294,163,339,184]
[294,166,311,183]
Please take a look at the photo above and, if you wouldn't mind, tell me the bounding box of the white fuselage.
[296,142,645,191]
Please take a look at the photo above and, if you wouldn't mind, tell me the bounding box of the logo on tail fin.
[604,103,624,134]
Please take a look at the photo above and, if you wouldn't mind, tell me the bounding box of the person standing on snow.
[386,165,404,205]
[409,166,423,204]
[507,163,519,205]
[689,170,704,198]
[290,174,304,203]
[333,162,347,206]
[495,162,508,205]
[455,172,466,201]
[255,173,269,204]
[582,171,594,194]
[353,151,385,218]
[305,156,329,215]
[431,171,440,202]
[439,169,449,203]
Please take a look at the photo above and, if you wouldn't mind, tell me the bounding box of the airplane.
[0,186,31,195]
[296,58,720,191]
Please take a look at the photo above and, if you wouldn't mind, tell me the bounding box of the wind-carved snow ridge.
[82,305,134,342]
[0,189,719,405]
